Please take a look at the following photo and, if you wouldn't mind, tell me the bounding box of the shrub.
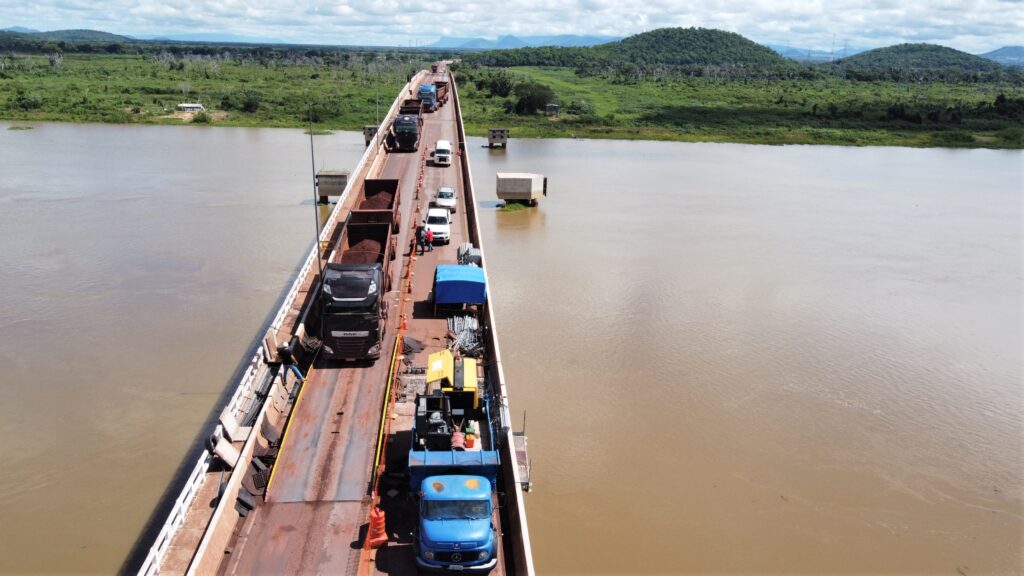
[241,89,262,113]
[191,111,211,123]
[567,100,595,115]
[15,90,43,110]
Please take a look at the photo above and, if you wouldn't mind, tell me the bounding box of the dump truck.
[319,218,394,361]
[351,178,401,233]
[435,81,449,107]
[412,350,499,573]
[393,99,423,151]
[417,84,438,112]
[496,172,547,206]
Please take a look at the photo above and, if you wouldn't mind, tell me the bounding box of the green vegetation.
[455,28,1024,148]
[498,202,530,212]
[835,43,1007,81]
[0,51,430,128]
[840,43,1003,71]
[455,66,1024,147]
[467,28,795,80]
[0,26,1021,148]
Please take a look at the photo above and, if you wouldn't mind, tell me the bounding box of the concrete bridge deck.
[133,66,534,576]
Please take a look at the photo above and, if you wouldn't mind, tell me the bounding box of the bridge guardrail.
[136,78,413,576]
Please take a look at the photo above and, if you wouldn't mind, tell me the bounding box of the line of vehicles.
[391,76,449,152]
[312,68,499,572]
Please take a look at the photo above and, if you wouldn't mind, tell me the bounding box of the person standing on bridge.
[276,343,305,392]
[416,224,427,255]
[426,228,434,252]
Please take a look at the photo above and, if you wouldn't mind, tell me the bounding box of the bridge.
[133,64,534,576]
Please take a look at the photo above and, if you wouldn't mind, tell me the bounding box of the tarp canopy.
[434,265,486,305]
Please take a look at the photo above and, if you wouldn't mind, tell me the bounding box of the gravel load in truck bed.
[358,192,394,210]
[340,239,383,264]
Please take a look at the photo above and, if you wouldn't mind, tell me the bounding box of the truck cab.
[418,83,438,112]
[416,475,498,573]
[321,263,386,359]
[393,114,420,151]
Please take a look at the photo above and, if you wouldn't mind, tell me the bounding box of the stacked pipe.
[448,314,484,357]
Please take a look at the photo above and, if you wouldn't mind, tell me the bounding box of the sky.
[1,0,1022,53]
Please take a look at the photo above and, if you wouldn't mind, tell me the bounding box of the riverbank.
[456,66,1024,148]
[2,54,1022,147]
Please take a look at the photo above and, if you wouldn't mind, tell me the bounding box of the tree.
[513,81,554,115]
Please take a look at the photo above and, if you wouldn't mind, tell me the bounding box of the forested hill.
[605,28,787,66]
[31,29,132,42]
[465,27,792,70]
[839,43,1004,73]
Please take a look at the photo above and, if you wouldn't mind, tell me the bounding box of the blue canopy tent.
[433,265,487,305]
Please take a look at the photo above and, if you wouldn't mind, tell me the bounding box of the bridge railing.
[451,71,537,576]
[135,78,412,576]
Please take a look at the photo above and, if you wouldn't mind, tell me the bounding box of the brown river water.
[0,122,1021,575]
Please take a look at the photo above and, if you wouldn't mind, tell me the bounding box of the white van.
[434,140,452,166]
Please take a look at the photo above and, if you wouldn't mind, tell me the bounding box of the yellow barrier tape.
[264,375,309,500]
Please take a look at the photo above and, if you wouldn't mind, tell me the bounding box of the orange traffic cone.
[366,507,388,549]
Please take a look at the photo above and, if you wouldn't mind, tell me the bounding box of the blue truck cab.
[416,475,498,572]
[411,350,500,572]
[418,83,438,112]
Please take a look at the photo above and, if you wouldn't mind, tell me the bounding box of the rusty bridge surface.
[131,65,534,576]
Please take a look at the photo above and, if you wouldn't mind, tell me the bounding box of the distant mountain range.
[980,46,1023,66]
[2,28,130,42]
[131,32,288,44]
[1,26,1020,68]
[427,34,621,49]
[767,44,870,62]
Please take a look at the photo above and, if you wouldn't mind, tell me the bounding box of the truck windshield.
[438,190,454,199]
[323,266,379,310]
[395,117,418,133]
[426,215,447,225]
[423,500,490,520]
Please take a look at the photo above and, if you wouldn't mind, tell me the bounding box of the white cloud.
[1,0,1021,52]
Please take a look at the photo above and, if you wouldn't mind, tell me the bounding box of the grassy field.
[456,66,1024,147]
[0,53,418,129]
[1,53,1022,147]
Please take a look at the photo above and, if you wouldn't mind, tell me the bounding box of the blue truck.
[411,349,499,573]
[418,83,438,112]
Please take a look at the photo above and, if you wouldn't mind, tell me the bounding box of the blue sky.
[2,0,1021,52]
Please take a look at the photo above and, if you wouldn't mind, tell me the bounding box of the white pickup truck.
[424,207,451,245]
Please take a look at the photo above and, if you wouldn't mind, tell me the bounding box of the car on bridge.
[433,186,457,213]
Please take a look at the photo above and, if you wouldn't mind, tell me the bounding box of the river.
[0,122,1020,574]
